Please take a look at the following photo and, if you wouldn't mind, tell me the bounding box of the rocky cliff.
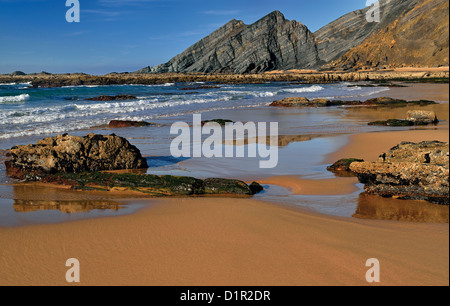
[327,0,449,70]
[146,11,320,74]
[140,0,449,73]
[314,0,420,65]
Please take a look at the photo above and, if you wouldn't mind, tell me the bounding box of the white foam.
[0,94,30,103]
[281,85,324,94]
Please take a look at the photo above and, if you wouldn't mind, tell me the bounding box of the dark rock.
[202,119,234,126]
[38,172,254,196]
[86,95,137,101]
[368,119,415,127]
[204,178,253,195]
[327,158,364,172]
[5,134,148,180]
[369,110,439,127]
[179,85,220,90]
[11,71,27,76]
[249,182,264,195]
[270,97,331,107]
[363,97,408,106]
[109,120,154,128]
[350,141,449,205]
[147,11,320,73]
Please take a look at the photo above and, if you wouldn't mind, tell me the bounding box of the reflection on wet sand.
[344,102,449,123]
[13,199,122,213]
[10,184,125,214]
[354,193,449,223]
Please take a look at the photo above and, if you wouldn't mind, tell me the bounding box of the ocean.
[0,81,390,144]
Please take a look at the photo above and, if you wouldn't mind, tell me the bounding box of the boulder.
[249,182,264,195]
[5,134,148,180]
[406,110,438,124]
[203,178,253,195]
[327,158,364,172]
[350,141,449,205]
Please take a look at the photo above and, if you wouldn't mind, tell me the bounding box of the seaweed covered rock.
[5,134,148,180]
[39,172,257,196]
[109,120,154,128]
[368,110,439,126]
[270,97,331,107]
[350,141,449,205]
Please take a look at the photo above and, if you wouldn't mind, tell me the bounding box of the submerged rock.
[368,110,439,126]
[201,119,234,126]
[270,96,438,108]
[109,120,154,128]
[270,97,331,107]
[86,95,137,101]
[368,119,415,127]
[5,134,148,180]
[350,141,449,205]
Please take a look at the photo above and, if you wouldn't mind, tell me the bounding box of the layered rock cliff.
[146,11,320,74]
[314,0,420,65]
[139,0,449,73]
[328,0,449,69]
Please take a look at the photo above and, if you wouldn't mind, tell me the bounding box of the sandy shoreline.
[0,83,449,286]
[0,127,448,286]
[0,196,447,286]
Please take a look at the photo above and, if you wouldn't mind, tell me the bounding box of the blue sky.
[0,0,367,75]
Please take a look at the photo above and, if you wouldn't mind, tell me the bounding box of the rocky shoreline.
[4,134,263,197]
[0,70,448,88]
[349,141,449,205]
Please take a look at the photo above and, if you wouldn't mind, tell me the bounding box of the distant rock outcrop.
[146,11,320,74]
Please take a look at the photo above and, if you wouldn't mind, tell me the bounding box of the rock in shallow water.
[350,141,449,205]
[5,134,148,179]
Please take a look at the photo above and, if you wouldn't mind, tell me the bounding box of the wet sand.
[0,197,448,286]
[327,129,449,163]
[259,175,359,195]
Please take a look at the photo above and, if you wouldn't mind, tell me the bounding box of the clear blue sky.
[0,0,367,75]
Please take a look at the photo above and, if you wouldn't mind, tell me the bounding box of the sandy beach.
[1,125,448,286]
[0,83,448,286]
